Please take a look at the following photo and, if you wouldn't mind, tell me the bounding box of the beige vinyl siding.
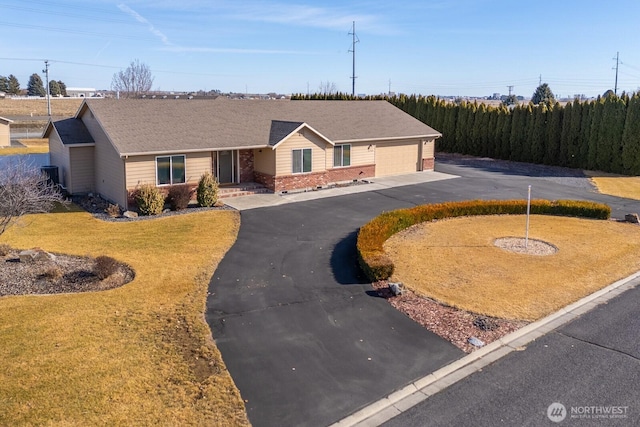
[125,152,212,189]
[68,146,95,193]
[422,138,435,160]
[326,141,374,169]
[0,122,9,147]
[374,139,420,177]
[274,130,327,176]
[254,148,276,175]
[81,110,127,207]
[48,129,71,188]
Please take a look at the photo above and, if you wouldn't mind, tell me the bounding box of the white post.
[525,185,531,249]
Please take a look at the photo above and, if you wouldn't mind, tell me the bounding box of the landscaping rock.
[468,336,485,347]
[625,213,639,224]
[123,210,138,218]
[388,282,404,296]
[473,316,498,331]
[34,250,55,262]
[18,250,38,263]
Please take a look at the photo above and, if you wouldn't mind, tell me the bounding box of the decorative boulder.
[625,213,639,224]
[123,211,138,218]
[388,282,404,296]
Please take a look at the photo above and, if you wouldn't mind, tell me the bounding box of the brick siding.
[422,158,435,171]
[256,164,375,192]
[239,149,254,182]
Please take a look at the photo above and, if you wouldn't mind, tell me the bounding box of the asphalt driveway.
[207,160,640,426]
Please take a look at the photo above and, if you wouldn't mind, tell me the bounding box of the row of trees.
[292,90,640,175]
[391,93,640,175]
[0,73,68,96]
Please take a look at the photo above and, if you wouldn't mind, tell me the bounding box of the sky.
[1,0,640,98]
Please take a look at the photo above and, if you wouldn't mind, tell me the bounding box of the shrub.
[94,255,120,280]
[167,184,193,211]
[42,265,63,281]
[105,203,121,218]
[0,243,10,256]
[196,171,219,207]
[133,184,165,216]
[357,199,611,281]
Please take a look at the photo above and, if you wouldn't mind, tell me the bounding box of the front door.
[218,150,236,184]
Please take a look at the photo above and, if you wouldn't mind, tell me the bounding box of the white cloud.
[117,3,173,46]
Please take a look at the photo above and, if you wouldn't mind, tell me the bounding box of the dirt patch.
[0,248,134,296]
[494,237,558,255]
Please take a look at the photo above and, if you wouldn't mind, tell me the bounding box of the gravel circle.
[0,248,134,296]
[494,237,558,256]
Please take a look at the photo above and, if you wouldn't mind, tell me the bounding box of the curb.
[330,271,640,427]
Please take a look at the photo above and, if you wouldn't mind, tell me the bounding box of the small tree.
[531,83,555,105]
[49,80,61,97]
[501,94,518,107]
[0,161,66,236]
[57,80,67,96]
[196,171,219,207]
[8,75,20,94]
[0,76,8,93]
[318,81,338,96]
[27,73,46,97]
[111,59,154,98]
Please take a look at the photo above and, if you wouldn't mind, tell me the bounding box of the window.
[333,144,351,167]
[292,148,312,173]
[156,155,186,185]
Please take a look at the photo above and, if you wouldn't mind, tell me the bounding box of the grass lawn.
[589,173,640,200]
[0,207,248,426]
[384,215,640,321]
[0,139,49,156]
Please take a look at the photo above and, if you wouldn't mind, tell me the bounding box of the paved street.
[383,285,640,427]
[207,160,640,426]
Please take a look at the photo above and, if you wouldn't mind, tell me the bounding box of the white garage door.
[375,141,420,177]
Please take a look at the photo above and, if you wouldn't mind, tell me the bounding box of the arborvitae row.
[291,92,640,175]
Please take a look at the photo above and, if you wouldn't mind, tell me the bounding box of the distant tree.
[531,83,555,105]
[57,80,67,96]
[49,80,61,96]
[8,74,20,94]
[318,81,338,96]
[502,94,518,107]
[0,161,67,237]
[27,73,46,96]
[602,89,615,98]
[111,59,154,98]
[0,76,8,93]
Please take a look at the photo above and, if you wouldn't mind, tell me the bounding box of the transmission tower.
[348,21,359,97]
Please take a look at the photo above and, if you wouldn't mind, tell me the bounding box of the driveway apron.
[207,162,640,426]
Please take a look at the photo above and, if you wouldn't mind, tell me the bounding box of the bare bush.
[0,160,67,236]
[94,255,120,280]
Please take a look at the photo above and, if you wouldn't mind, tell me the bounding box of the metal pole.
[43,60,51,116]
[525,185,531,249]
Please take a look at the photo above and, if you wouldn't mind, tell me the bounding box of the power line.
[613,52,620,95]
[348,21,359,97]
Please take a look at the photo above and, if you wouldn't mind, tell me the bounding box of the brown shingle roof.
[82,99,441,156]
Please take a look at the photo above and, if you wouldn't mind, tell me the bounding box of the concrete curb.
[330,271,640,427]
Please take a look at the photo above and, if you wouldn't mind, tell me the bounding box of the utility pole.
[43,60,51,116]
[507,85,514,97]
[348,21,359,97]
[539,74,542,86]
[613,51,620,95]
[388,79,391,96]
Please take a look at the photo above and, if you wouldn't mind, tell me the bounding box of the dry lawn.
[384,215,640,321]
[0,144,49,156]
[0,207,249,426]
[589,174,640,200]
[0,98,83,116]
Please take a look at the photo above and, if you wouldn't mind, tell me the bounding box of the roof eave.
[120,144,268,158]
[333,133,442,144]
